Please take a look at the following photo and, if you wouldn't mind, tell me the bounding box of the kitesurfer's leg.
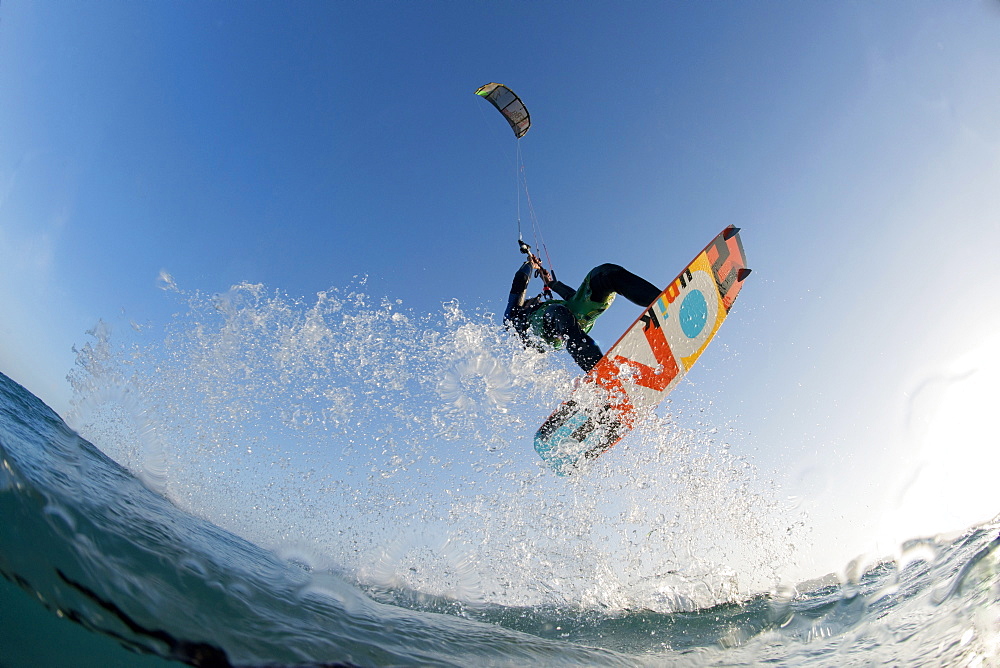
[585,264,661,307]
[541,305,603,373]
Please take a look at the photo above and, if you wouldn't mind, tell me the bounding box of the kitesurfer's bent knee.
[541,304,603,373]
[586,263,661,307]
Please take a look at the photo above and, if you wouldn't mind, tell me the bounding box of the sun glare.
[883,335,1000,547]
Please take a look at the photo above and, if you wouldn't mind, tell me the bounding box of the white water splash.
[67,279,803,611]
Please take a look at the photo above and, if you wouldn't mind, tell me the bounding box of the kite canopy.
[475,83,530,139]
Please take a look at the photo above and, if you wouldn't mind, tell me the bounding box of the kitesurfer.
[504,254,661,373]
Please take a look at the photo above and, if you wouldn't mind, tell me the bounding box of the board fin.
[738,268,752,281]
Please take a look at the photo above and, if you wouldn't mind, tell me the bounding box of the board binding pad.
[534,225,750,475]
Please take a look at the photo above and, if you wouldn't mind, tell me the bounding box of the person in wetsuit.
[503,260,661,373]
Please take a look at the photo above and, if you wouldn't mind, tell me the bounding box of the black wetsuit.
[503,262,660,373]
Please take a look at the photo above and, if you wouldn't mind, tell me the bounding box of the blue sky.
[3,0,1000,574]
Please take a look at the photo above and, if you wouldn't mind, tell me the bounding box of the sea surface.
[2,283,998,666]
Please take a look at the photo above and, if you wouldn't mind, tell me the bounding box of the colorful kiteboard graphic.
[534,225,751,475]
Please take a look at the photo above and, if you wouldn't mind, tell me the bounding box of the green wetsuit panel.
[528,271,616,347]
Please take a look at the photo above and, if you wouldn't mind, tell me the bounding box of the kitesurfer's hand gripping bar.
[518,240,555,287]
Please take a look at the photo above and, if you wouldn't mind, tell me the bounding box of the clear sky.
[2,0,1000,577]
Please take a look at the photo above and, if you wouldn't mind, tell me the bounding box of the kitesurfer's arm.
[503,262,532,324]
[547,278,575,302]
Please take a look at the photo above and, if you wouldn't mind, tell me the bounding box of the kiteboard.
[534,225,751,475]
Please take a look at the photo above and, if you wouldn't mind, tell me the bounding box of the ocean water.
[1,282,998,667]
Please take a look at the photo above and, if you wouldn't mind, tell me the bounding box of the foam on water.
[66,279,803,612]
